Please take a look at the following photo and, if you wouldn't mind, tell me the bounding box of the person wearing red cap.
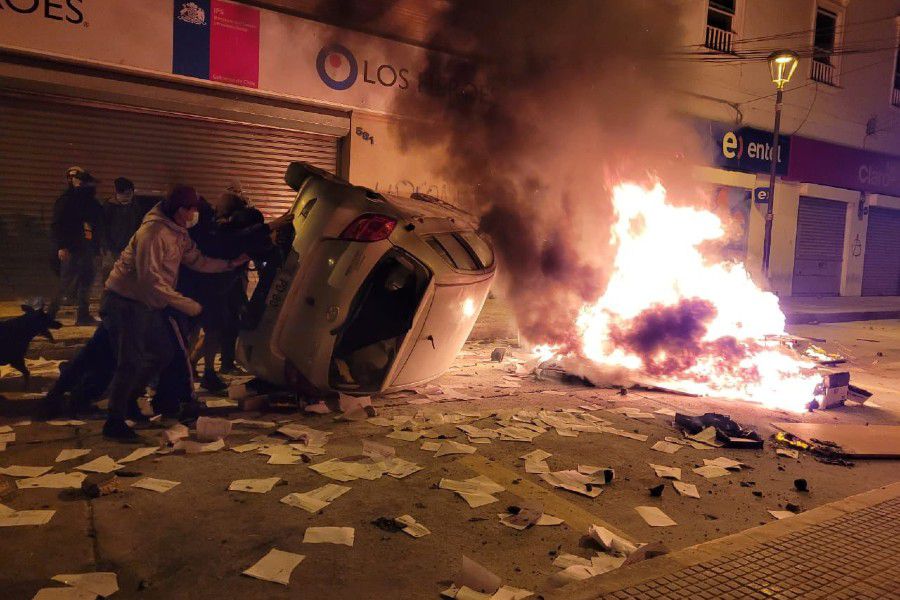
[101,184,248,440]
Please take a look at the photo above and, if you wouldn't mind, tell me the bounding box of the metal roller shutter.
[0,93,339,296]
[861,206,900,296]
[791,196,847,296]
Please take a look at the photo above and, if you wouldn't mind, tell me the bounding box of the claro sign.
[0,0,84,24]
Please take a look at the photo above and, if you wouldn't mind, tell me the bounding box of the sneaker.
[200,371,227,393]
[102,418,141,441]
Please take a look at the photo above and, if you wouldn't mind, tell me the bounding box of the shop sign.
[173,0,259,88]
[704,122,790,175]
[787,136,900,197]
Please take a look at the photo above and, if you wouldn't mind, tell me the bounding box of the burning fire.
[559,182,819,411]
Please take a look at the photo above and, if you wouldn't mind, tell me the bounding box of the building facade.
[0,0,898,298]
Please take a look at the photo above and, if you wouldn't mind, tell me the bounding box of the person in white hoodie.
[102,185,247,440]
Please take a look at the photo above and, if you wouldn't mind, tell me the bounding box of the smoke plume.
[392,0,702,351]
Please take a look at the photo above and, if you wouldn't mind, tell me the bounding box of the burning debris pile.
[558,182,824,412]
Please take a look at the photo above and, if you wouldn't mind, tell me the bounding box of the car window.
[427,238,457,268]
[434,233,479,271]
[457,231,494,268]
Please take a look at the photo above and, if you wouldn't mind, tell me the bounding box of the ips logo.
[316,44,358,91]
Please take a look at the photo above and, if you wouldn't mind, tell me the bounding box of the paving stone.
[598,497,900,600]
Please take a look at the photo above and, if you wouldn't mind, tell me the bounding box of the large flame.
[572,182,819,412]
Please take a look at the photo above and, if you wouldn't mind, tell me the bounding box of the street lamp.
[761,50,799,277]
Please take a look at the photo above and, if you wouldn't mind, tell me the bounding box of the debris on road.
[49,572,119,598]
[228,477,281,493]
[132,478,180,493]
[280,483,351,513]
[692,465,731,479]
[0,465,53,478]
[539,470,604,497]
[672,481,700,498]
[242,548,305,585]
[649,464,681,480]
[395,514,431,538]
[17,472,86,489]
[0,505,55,526]
[75,455,124,474]
[768,510,795,520]
[440,476,505,507]
[303,526,355,546]
[635,506,677,527]
[676,412,762,449]
[776,448,800,459]
[81,474,120,498]
[650,440,682,454]
[54,449,91,463]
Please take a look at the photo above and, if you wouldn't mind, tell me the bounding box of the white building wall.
[679,0,900,297]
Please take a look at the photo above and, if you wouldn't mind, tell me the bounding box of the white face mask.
[185,211,200,228]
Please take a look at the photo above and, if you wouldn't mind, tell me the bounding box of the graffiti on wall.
[372,179,471,206]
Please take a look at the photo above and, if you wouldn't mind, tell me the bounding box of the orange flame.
[569,182,819,411]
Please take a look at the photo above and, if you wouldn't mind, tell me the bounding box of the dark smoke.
[390,0,703,350]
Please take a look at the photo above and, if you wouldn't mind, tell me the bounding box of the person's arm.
[50,196,71,250]
[135,227,203,316]
[181,239,247,273]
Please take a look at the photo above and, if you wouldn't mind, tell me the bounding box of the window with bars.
[892,44,900,106]
[811,6,839,86]
[705,0,736,53]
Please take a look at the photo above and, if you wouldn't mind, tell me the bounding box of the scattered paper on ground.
[195,416,232,442]
[132,478,181,493]
[672,481,700,498]
[54,449,91,463]
[396,514,430,538]
[280,484,351,513]
[229,477,281,494]
[0,509,55,526]
[776,448,800,459]
[50,572,119,597]
[651,441,682,455]
[440,476,505,508]
[118,447,158,464]
[704,457,744,470]
[635,506,677,527]
[539,470,603,497]
[0,465,53,478]
[32,587,97,599]
[768,510,795,520]
[693,465,731,479]
[303,526,355,546]
[649,464,681,480]
[76,455,124,474]
[588,525,638,555]
[242,548,305,585]
[17,472,86,489]
[458,555,502,595]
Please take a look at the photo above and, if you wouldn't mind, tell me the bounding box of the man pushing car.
[101,184,248,440]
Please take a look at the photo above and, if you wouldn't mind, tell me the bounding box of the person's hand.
[268,210,293,229]
[57,249,70,262]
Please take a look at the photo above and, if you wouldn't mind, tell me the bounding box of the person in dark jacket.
[48,167,103,325]
[100,177,144,283]
[183,189,272,391]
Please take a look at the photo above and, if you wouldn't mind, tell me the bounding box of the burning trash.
[534,182,825,412]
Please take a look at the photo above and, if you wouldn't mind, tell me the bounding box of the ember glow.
[571,182,820,411]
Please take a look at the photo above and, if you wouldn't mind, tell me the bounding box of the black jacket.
[51,187,103,254]
[102,199,144,255]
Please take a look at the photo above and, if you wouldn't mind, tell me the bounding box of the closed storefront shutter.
[861,206,900,296]
[791,196,847,296]
[0,93,339,296]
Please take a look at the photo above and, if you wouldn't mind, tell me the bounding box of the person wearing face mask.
[101,185,248,440]
[100,177,144,283]
[48,166,104,325]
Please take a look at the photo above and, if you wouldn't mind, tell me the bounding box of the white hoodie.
[105,204,232,316]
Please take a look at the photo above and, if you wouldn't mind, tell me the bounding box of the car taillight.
[339,214,397,242]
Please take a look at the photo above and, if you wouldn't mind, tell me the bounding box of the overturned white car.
[238,163,496,395]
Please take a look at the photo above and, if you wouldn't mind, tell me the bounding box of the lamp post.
[761,50,799,276]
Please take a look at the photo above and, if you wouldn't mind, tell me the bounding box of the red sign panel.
[209,0,260,88]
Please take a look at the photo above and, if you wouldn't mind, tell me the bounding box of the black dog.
[0,305,62,390]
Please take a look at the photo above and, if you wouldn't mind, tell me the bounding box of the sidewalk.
[781,296,900,324]
[548,481,900,600]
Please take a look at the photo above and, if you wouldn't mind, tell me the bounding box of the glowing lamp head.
[768,50,799,90]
